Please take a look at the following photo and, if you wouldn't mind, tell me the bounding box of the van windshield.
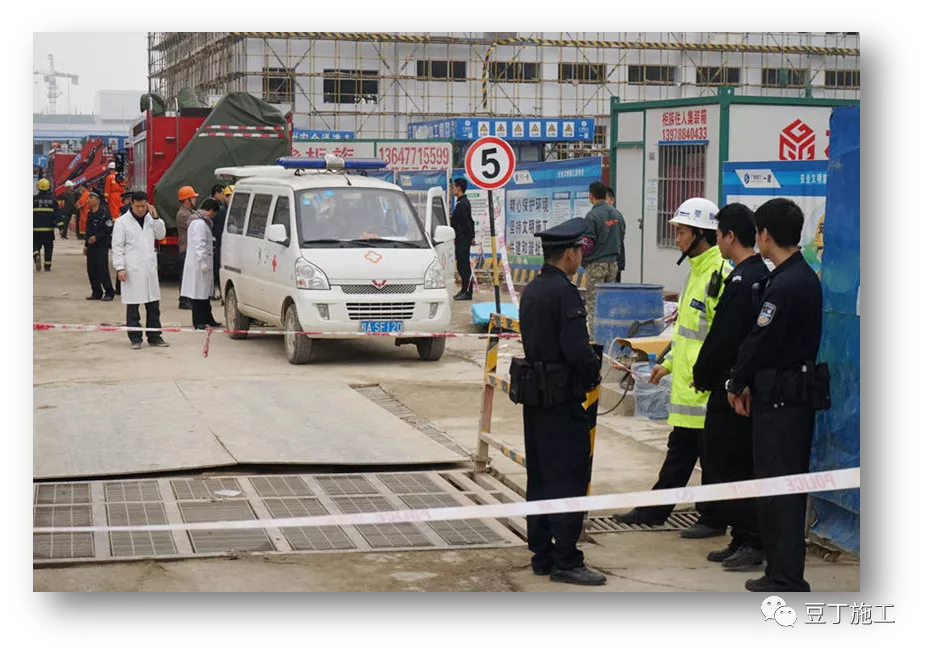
[296,188,428,248]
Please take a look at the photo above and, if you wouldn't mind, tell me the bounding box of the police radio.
[707,269,723,298]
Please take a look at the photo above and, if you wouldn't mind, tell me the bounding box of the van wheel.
[224,287,250,339]
[284,304,314,364]
[416,337,446,362]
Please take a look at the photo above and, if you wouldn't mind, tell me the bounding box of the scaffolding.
[148,32,861,153]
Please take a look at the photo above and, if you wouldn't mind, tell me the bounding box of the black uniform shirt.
[450,195,474,240]
[728,251,822,393]
[85,208,113,248]
[692,254,769,404]
[519,264,601,388]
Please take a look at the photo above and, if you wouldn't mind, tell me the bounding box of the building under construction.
[148,31,860,156]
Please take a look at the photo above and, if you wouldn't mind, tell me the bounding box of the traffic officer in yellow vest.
[613,198,731,537]
[33,178,63,272]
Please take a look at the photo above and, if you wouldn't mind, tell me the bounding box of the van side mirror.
[266,223,289,245]
[433,225,455,244]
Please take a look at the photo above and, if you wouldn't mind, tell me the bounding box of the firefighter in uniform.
[83,189,116,301]
[725,198,827,593]
[613,198,731,537]
[33,178,62,272]
[511,217,606,586]
[692,203,769,571]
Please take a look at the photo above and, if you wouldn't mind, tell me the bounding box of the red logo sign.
[371,280,387,289]
[364,250,383,264]
[271,255,277,272]
[779,119,816,160]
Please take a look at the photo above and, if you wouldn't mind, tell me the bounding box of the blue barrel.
[592,283,665,347]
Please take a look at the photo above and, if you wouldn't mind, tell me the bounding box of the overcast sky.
[33,33,148,115]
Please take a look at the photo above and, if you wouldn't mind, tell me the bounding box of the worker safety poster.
[723,160,829,272]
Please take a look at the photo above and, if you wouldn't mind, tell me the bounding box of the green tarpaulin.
[153,92,289,227]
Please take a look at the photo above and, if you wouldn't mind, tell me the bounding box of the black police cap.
[534,217,588,247]
[88,188,103,200]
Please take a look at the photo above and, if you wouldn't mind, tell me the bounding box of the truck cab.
[217,157,455,364]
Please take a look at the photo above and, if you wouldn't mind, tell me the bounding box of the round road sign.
[464,136,516,190]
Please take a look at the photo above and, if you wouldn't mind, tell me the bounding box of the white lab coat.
[180,215,214,300]
[111,212,166,305]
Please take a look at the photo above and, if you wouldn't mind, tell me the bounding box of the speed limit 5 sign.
[464,136,516,190]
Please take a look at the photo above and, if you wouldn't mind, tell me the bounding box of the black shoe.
[680,523,726,539]
[179,298,193,310]
[745,576,772,593]
[86,295,103,301]
[194,324,208,330]
[148,338,170,347]
[722,546,765,572]
[550,565,607,586]
[101,295,115,302]
[44,265,52,272]
[533,565,553,576]
[707,540,742,563]
[612,509,664,526]
[453,291,472,301]
[130,342,143,350]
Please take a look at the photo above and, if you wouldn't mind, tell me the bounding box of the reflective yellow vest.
[661,246,731,428]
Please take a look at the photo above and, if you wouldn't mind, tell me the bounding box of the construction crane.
[33,54,79,114]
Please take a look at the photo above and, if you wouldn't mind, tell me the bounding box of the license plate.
[360,320,403,334]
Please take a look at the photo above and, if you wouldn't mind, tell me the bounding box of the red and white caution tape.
[32,467,860,534]
[199,132,287,139]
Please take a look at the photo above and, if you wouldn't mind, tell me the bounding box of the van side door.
[425,187,455,290]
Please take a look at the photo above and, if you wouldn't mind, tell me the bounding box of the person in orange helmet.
[176,185,199,310]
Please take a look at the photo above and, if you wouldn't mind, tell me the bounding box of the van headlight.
[424,259,445,289]
[295,258,330,290]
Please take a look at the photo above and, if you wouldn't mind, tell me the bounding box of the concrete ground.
[33,237,860,592]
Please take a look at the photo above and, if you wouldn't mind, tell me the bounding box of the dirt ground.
[33,236,860,592]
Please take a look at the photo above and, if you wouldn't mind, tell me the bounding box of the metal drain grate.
[399,494,463,510]
[398,494,502,546]
[264,497,327,518]
[357,523,432,549]
[34,505,92,528]
[251,476,312,498]
[378,473,444,495]
[34,533,94,559]
[104,481,161,503]
[332,496,432,548]
[264,497,355,551]
[333,495,394,514]
[171,478,243,500]
[585,510,701,534]
[427,520,504,546]
[35,483,90,505]
[105,499,174,557]
[180,494,273,553]
[110,531,177,558]
[317,475,379,496]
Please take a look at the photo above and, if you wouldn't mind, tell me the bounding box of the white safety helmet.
[64,180,74,188]
[669,197,720,230]
[108,162,116,169]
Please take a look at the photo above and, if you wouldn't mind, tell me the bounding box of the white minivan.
[216,158,455,364]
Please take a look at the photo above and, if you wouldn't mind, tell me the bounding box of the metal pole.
[487,189,502,315]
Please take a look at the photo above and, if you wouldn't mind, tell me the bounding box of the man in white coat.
[111,191,170,349]
[180,198,222,329]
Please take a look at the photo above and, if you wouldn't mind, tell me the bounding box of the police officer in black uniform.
[724,198,827,593]
[33,178,62,272]
[692,203,768,571]
[511,217,606,586]
[84,189,116,301]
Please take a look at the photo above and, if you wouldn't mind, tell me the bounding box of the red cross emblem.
[271,255,277,272]
[364,250,383,264]
[371,280,387,289]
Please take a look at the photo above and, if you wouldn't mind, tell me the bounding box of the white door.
[241,192,274,313]
[262,193,295,321]
[424,187,455,289]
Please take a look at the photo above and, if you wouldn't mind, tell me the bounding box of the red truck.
[127,106,211,277]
